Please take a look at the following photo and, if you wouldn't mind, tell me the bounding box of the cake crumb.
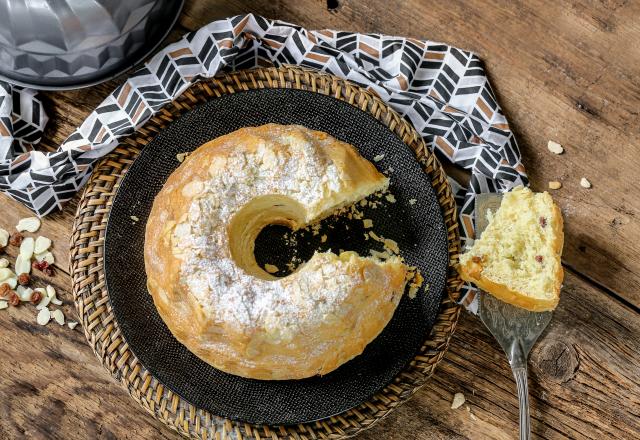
[373,154,385,162]
[547,140,564,155]
[409,199,417,205]
[368,231,382,242]
[548,181,562,190]
[407,271,424,299]
[176,152,190,162]
[320,234,327,243]
[370,249,393,260]
[451,392,465,409]
[130,215,139,222]
[362,219,374,229]
[384,238,400,254]
[385,194,396,203]
[264,264,279,274]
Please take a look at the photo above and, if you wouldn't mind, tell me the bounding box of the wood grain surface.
[1,1,639,439]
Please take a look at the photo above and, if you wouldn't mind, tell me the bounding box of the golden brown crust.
[144,124,408,379]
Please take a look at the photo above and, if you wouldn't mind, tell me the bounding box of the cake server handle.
[511,346,531,440]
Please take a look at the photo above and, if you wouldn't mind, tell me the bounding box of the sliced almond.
[580,177,592,189]
[0,228,8,247]
[373,154,385,162]
[14,254,31,275]
[46,284,63,305]
[264,264,279,274]
[181,180,204,197]
[130,215,140,222]
[35,251,55,265]
[547,140,564,154]
[0,268,14,282]
[4,277,17,289]
[409,199,417,205]
[0,300,8,310]
[385,194,396,203]
[36,292,51,310]
[37,308,51,326]
[548,181,562,190]
[451,392,466,409]
[34,236,52,254]
[0,258,9,268]
[16,217,41,233]
[16,286,33,302]
[67,321,79,330]
[51,309,65,325]
[19,237,35,260]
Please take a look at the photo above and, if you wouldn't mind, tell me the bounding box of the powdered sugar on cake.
[177,128,367,337]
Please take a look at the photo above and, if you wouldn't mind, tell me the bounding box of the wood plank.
[176,0,640,308]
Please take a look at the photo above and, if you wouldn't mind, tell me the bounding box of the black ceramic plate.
[104,88,449,425]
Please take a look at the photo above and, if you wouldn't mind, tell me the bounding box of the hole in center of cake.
[253,224,311,277]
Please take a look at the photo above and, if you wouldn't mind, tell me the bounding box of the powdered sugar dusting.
[176,126,370,338]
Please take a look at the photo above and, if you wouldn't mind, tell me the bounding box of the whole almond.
[16,217,41,233]
[9,232,23,247]
[8,291,19,306]
[30,290,42,304]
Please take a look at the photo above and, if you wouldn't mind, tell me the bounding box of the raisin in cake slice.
[458,186,564,312]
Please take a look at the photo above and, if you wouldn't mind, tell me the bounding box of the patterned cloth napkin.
[0,14,528,308]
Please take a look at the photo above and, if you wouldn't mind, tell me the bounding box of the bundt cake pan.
[0,0,184,90]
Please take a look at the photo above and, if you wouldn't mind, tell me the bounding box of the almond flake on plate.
[37,308,51,326]
[51,309,65,325]
[451,392,466,409]
[176,152,190,162]
[0,300,8,310]
[130,215,140,222]
[0,228,8,247]
[373,154,385,162]
[34,236,52,254]
[548,181,562,190]
[35,251,55,265]
[580,177,592,188]
[409,199,417,205]
[14,254,31,275]
[19,237,35,260]
[0,258,9,268]
[264,264,279,274]
[16,217,41,233]
[67,321,79,330]
[547,140,564,154]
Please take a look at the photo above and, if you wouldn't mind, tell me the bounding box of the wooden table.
[1,1,639,439]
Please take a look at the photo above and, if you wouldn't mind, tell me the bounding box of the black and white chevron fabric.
[0,14,528,308]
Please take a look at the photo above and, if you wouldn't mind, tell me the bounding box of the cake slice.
[457,186,564,311]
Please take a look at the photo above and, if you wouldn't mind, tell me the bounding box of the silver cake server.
[475,193,553,440]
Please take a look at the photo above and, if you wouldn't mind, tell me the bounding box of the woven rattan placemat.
[70,66,463,439]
